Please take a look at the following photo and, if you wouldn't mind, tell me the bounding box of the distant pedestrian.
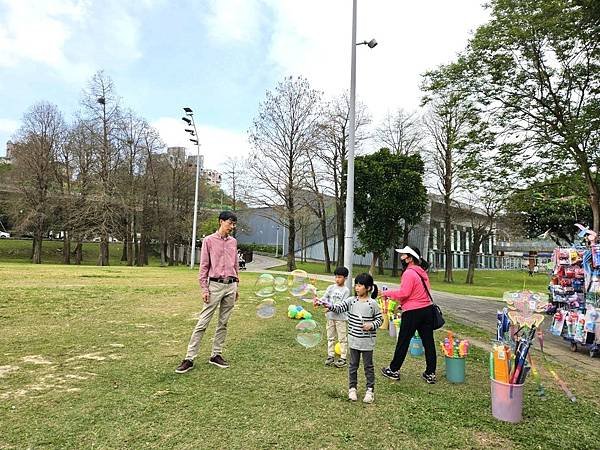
[175,211,239,374]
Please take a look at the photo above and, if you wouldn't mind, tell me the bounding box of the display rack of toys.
[548,224,600,358]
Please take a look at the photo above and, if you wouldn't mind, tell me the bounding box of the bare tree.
[247,76,322,271]
[375,109,422,156]
[221,156,245,211]
[81,70,122,266]
[12,102,65,263]
[423,93,478,283]
[317,93,370,266]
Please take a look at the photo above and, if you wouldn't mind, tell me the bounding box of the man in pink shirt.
[176,211,239,373]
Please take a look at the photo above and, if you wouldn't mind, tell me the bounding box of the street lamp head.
[185,128,195,135]
[367,38,377,48]
[183,107,193,115]
[182,117,192,125]
[189,138,198,144]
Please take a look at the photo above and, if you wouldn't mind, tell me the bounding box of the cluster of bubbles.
[253,269,322,348]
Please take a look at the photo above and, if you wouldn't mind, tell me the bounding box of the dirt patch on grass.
[0,365,19,378]
[0,372,94,399]
[22,355,53,365]
[473,431,513,448]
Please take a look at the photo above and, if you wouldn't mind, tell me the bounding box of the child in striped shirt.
[321,273,383,403]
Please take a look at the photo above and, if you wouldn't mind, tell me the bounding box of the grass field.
[270,261,550,298]
[1,262,599,449]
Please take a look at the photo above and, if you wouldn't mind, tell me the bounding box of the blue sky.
[0,0,489,170]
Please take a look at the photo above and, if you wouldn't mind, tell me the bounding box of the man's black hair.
[334,266,349,277]
[219,211,237,222]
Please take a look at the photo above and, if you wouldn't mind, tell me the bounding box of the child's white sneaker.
[363,388,374,404]
[348,387,357,401]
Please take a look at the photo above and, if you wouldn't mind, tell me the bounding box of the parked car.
[0,231,10,238]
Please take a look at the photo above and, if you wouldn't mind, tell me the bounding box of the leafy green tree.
[507,175,592,246]
[465,0,600,230]
[353,148,428,274]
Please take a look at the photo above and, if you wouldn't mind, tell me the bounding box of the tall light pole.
[183,107,201,269]
[275,226,280,257]
[343,0,377,288]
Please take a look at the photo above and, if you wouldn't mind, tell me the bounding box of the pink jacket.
[384,265,432,312]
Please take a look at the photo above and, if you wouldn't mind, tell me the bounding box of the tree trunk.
[133,227,139,266]
[32,233,42,264]
[287,215,296,271]
[74,240,83,265]
[319,213,331,273]
[62,231,71,265]
[121,237,128,262]
[369,253,378,275]
[443,201,453,283]
[336,201,345,267]
[392,249,399,277]
[465,247,478,284]
[98,238,109,266]
[378,254,384,275]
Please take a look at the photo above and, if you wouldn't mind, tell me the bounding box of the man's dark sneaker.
[334,358,347,368]
[325,356,335,366]
[175,359,193,374]
[209,354,229,368]
[381,367,400,380]
[422,372,437,384]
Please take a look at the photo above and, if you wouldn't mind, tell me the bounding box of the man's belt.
[209,276,238,284]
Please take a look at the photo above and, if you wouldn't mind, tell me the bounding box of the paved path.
[246,255,600,374]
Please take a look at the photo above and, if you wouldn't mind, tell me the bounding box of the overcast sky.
[0,0,489,170]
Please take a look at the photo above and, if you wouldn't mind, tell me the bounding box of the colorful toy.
[287,304,312,320]
[440,331,469,358]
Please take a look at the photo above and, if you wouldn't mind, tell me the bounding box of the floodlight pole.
[343,0,358,289]
[183,108,201,269]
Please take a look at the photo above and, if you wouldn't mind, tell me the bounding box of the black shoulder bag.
[411,270,445,330]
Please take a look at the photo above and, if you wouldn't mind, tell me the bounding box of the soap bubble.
[300,283,318,303]
[288,269,310,298]
[295,319,321,348]
[256,299,276,319]
[274,276,288,292]
[255,273,275,298]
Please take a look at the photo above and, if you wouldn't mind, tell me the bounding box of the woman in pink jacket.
[380,246,437,384]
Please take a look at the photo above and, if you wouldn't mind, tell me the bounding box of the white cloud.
[202,0,264,44]
[264,0,490,121]
[0,0,143,83]
[151,117,251,171]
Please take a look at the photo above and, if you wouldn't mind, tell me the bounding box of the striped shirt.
[328,296,383,351]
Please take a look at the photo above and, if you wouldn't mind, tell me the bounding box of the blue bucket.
[410,336,424,356]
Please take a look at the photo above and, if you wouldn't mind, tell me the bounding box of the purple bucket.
[490,379,524,423]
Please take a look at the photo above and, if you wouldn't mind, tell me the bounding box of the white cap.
[395,246,420,261]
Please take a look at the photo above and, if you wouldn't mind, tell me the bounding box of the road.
[247,254,600,375]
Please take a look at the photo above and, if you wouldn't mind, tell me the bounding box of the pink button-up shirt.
[198,231,239,293]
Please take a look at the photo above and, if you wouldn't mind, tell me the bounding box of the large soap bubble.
[255,273,275,298]
[288,269,310,298]
[295,319,321,348]
[256,299,276,319]
[300,283,318,303]
[274,276,288,292]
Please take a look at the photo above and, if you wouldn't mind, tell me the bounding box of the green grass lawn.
[270,261,550,299]
[1,262,598,449]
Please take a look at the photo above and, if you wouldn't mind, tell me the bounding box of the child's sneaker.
[325,356,335,366]
[422,372,437,384]
[334,358,347,368]
[363,388,374,404]
[381,367,400,380]
[348,387,358,401]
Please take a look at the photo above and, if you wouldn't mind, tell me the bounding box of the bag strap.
[408,268,434,304]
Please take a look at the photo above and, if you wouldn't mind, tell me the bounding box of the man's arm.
[199,239,211,301]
